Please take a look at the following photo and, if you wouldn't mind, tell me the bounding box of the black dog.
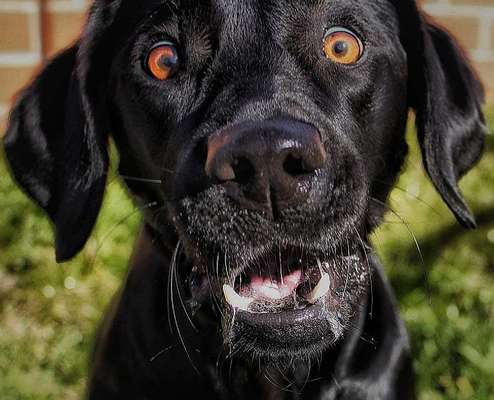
[3,0,486,398]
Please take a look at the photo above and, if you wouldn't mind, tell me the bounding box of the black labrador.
[3,0,486,399]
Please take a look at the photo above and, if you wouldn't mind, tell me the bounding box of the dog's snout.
[205,120,327,214]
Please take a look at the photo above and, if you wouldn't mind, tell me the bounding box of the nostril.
[232,157,256,185]
[283,154,314,177]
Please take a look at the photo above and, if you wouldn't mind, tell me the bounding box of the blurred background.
[0,1,493,399]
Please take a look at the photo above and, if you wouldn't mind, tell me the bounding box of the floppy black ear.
[407,13,487,228]
[3,45,109,262]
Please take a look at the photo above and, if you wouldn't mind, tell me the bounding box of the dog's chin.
[227,298,345,362]
[188,246,370,363]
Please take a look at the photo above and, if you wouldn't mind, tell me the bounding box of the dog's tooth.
[223,285,254,311]
[307,273,331,303]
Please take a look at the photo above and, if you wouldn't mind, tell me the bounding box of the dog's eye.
[146,42,180,80]
[323,28,363,65]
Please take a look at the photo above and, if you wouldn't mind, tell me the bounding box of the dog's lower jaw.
[220,295,353,364]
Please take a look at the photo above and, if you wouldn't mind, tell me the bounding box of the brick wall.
[0,0,90,133]
[0,0,493,133]
[422,0,494,100]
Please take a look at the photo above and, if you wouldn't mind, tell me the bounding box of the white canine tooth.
[307,273,331,303]
[223,285,254,311]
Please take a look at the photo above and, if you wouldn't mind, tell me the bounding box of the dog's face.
[108,0,411,359]
[3,0,486,364]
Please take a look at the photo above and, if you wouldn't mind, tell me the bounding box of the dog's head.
[3,0,486,363]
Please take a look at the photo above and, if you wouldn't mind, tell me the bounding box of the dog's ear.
[3,0,126,262]
[405,9,487,228]
[3,44,109,262]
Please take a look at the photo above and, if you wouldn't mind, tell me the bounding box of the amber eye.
[323,27,363,65]
[146,42,180,80]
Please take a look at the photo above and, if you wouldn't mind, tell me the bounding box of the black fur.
[3,0,486,399]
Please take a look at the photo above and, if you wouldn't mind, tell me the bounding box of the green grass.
[373,111,494,400]
[0,113,493,399]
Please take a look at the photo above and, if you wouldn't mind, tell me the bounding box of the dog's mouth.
[187,244,369,359]
[222,256,332,314]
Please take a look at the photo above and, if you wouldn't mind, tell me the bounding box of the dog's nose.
[205,119,327,215]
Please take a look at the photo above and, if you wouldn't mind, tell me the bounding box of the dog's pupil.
[333,41,348,56]
[159,54,177,69]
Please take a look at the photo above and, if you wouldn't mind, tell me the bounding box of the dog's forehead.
[119,0,397,30]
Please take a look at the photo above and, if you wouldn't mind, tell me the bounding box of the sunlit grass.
[373,110,494,399]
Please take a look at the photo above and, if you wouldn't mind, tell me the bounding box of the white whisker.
[169,241,200,374]
[120,175,163,184]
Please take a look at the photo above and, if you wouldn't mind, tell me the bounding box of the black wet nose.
[205,119,327,215]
